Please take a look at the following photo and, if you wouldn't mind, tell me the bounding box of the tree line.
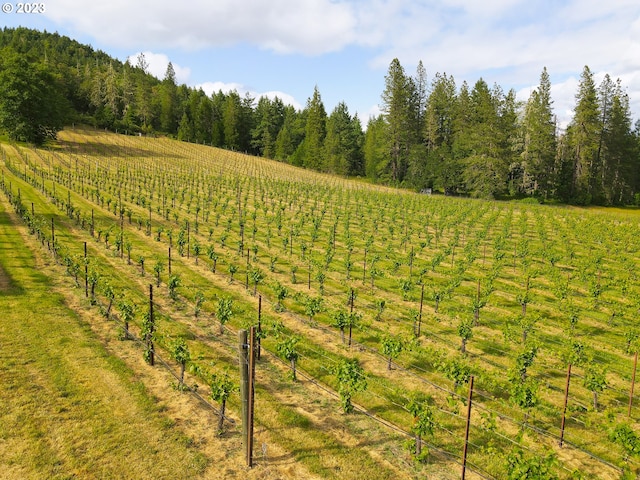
[1,27,639,205]
[371,59,640,205]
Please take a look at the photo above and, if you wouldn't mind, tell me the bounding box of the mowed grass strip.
[0,202,207,479]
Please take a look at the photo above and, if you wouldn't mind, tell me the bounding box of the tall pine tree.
[600,78,636,204]
[324,102,364,176]
[380,58,419,183]
[564,66,601,204]
[159,62,178,133]
[300,86,327,170]
[520,67,557,198]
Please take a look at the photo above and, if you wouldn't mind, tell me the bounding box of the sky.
[2,0,640,129]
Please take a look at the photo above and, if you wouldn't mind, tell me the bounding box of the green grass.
[3,127,640,478]
[0,138,408,480]
[0,202,208,479]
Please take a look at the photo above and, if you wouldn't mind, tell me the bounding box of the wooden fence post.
[84,242,88,297]
[148,284,155,366]
[559,363,572,447]
[416,283,424,337]
[461,375,474,480]
[257,296,262,361]
[239,330,249,460]
[247,326,256,467]
[629,352,638,417]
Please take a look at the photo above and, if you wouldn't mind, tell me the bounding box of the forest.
[0,26,639,206]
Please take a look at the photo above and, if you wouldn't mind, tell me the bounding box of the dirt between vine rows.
[6,208,320,480]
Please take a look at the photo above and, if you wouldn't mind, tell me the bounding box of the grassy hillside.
[2,127,640,479]
[0,201,209,479]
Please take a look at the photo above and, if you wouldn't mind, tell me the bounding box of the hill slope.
[2,127,640,478]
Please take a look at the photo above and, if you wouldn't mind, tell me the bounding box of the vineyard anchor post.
[629,351,638,417]
[559,363,572,446]
[257,296,262,361]
[248,326,256,467]
[461,375,474,480]
[84,242,88,297]
[239,329,255,467]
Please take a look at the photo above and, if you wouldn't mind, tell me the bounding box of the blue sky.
[2,0,640,128]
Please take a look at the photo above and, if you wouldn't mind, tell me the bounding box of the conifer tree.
[424,72,458,191]
[274,105,303,162]
[380,58,419,183]
[521,67,557,198]
[301,86,327,170]
[324,102,364,176]
[599,77,636,204]
[564,66,601,204]
[363,115,387,181]
[223,90,242,150]
[0,49,67,144]
[458,79,508,198]
[159,62,178,133]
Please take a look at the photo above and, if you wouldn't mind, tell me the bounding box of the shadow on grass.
[59,140,189,160]
[0,263,23,295]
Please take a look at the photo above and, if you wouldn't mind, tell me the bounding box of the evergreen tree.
[119,63,139,132]
[520,67,557,198]
[415,60,428,129]
[447,80,473,195]
[301,86,327,170]
[424,72,457,191]
[363,115,388,181]
[458,79,508,198]
[0,48,68,144]
[407,62,427,185]
[252,96,285,158]
[134,56,154,131]
[634,122,640,200]
[103,63,121,124]
[159,62,178,133]
[349,114,365,176]
[499,88,521,193]
[239,92,256,152]
[222,90,242,150]
[275,105,305,163]
[380,58,419,183]
[194,90,213,144]
[210,90,226,147]
[600,79,637,204]
[177,112,193,142]
[324,102,363,175]
[564,66,601,204]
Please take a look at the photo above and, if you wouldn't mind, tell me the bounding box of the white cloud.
[42,0,640,123]
[358,104,382,125]
[196,82,246,97]
[259,90,303,110]
[196,82,303,110]
[46,0,357,55]
[516,68,640,132]
[516,77,579,131]
[362,0,640,123]
[126,52,191,83]
[123,55,305,111]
